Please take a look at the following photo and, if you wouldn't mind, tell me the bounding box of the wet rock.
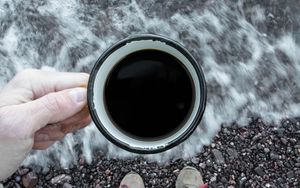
[63,183,73,188]
[239,177,247,186]
[191,157,200,164]
[227,148,238,159]
[105,169,111,175]
[15,176,21,182]
[254,166,265,176]
[280,138,288,145]
[287,171,294,179]
[22,172,38,188]
[42,166,50,175]
[18,168,30,176]
[79,157,85,166]
[199,163,206,169]
[212,149,225,164]
[270,152,280,160]
[264,148,270,153]
[51,174,71,185]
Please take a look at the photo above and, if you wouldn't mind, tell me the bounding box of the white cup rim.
[87,34,207,154]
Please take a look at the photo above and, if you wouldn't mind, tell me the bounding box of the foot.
[175,166,206,188]
[119,172,145,188]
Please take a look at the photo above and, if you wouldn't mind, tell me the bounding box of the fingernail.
[36,134,49,141]
[69,88,87,103]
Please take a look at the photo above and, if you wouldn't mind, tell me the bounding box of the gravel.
[0,119,299,187]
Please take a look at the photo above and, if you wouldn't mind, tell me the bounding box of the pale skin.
[0,69,91,181]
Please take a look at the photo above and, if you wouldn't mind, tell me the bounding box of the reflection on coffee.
[104,49,194,139]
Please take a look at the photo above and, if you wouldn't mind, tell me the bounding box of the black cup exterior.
[87,34,207,154]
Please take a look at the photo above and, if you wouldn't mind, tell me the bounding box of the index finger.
[9,69,89,99]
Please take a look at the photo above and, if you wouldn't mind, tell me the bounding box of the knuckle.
[12,69,39,86]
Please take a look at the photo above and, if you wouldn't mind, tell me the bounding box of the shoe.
[175,166,206,188]
[119,172,145,188]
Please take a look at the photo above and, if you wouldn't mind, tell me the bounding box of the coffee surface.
[105,50,194,139]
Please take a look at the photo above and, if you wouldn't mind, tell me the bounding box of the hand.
[0,69,91,181]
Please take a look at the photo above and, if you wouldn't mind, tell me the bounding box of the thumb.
[22,87,87,133]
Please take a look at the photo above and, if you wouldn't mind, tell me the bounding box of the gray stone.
[199,163,206,169]
[287,171,294,179]
[239,177,247,186]
[270,152,280,160]
[0,183,3,188]
[212,149,225,164]
[18,168,30,176]
[15,176,21,182]
[191,157,200,164]
[254,166,265,176]
[264,148,270,153]
[22,172,38,188]
[63,183,73,188]
[280,138,288,145]
[252,133,262,141]
[227,148,238,159]
[51,174,72,185]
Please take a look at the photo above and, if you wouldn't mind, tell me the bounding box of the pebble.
[210,176,217,182]
[264,148,270,153]
[79,157,85,166]
[191,157,200,164]
[51,174,72,184]
[63,183,73,188]
[15,176,21,182]
[254,166,265,176]
[239,177,247,186]
[105,169,111,175]
[22,172,38,188]
[227,148,238,159]
[199,163,206,169]
[280,138,288,145]
[18,168,29,176]
[270,152,280,160]
[287,171,294,179]
[212,149,225,164]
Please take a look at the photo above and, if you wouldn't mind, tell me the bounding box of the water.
[0,0,299,167]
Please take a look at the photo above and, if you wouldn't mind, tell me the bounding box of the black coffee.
[104,49,194,139]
